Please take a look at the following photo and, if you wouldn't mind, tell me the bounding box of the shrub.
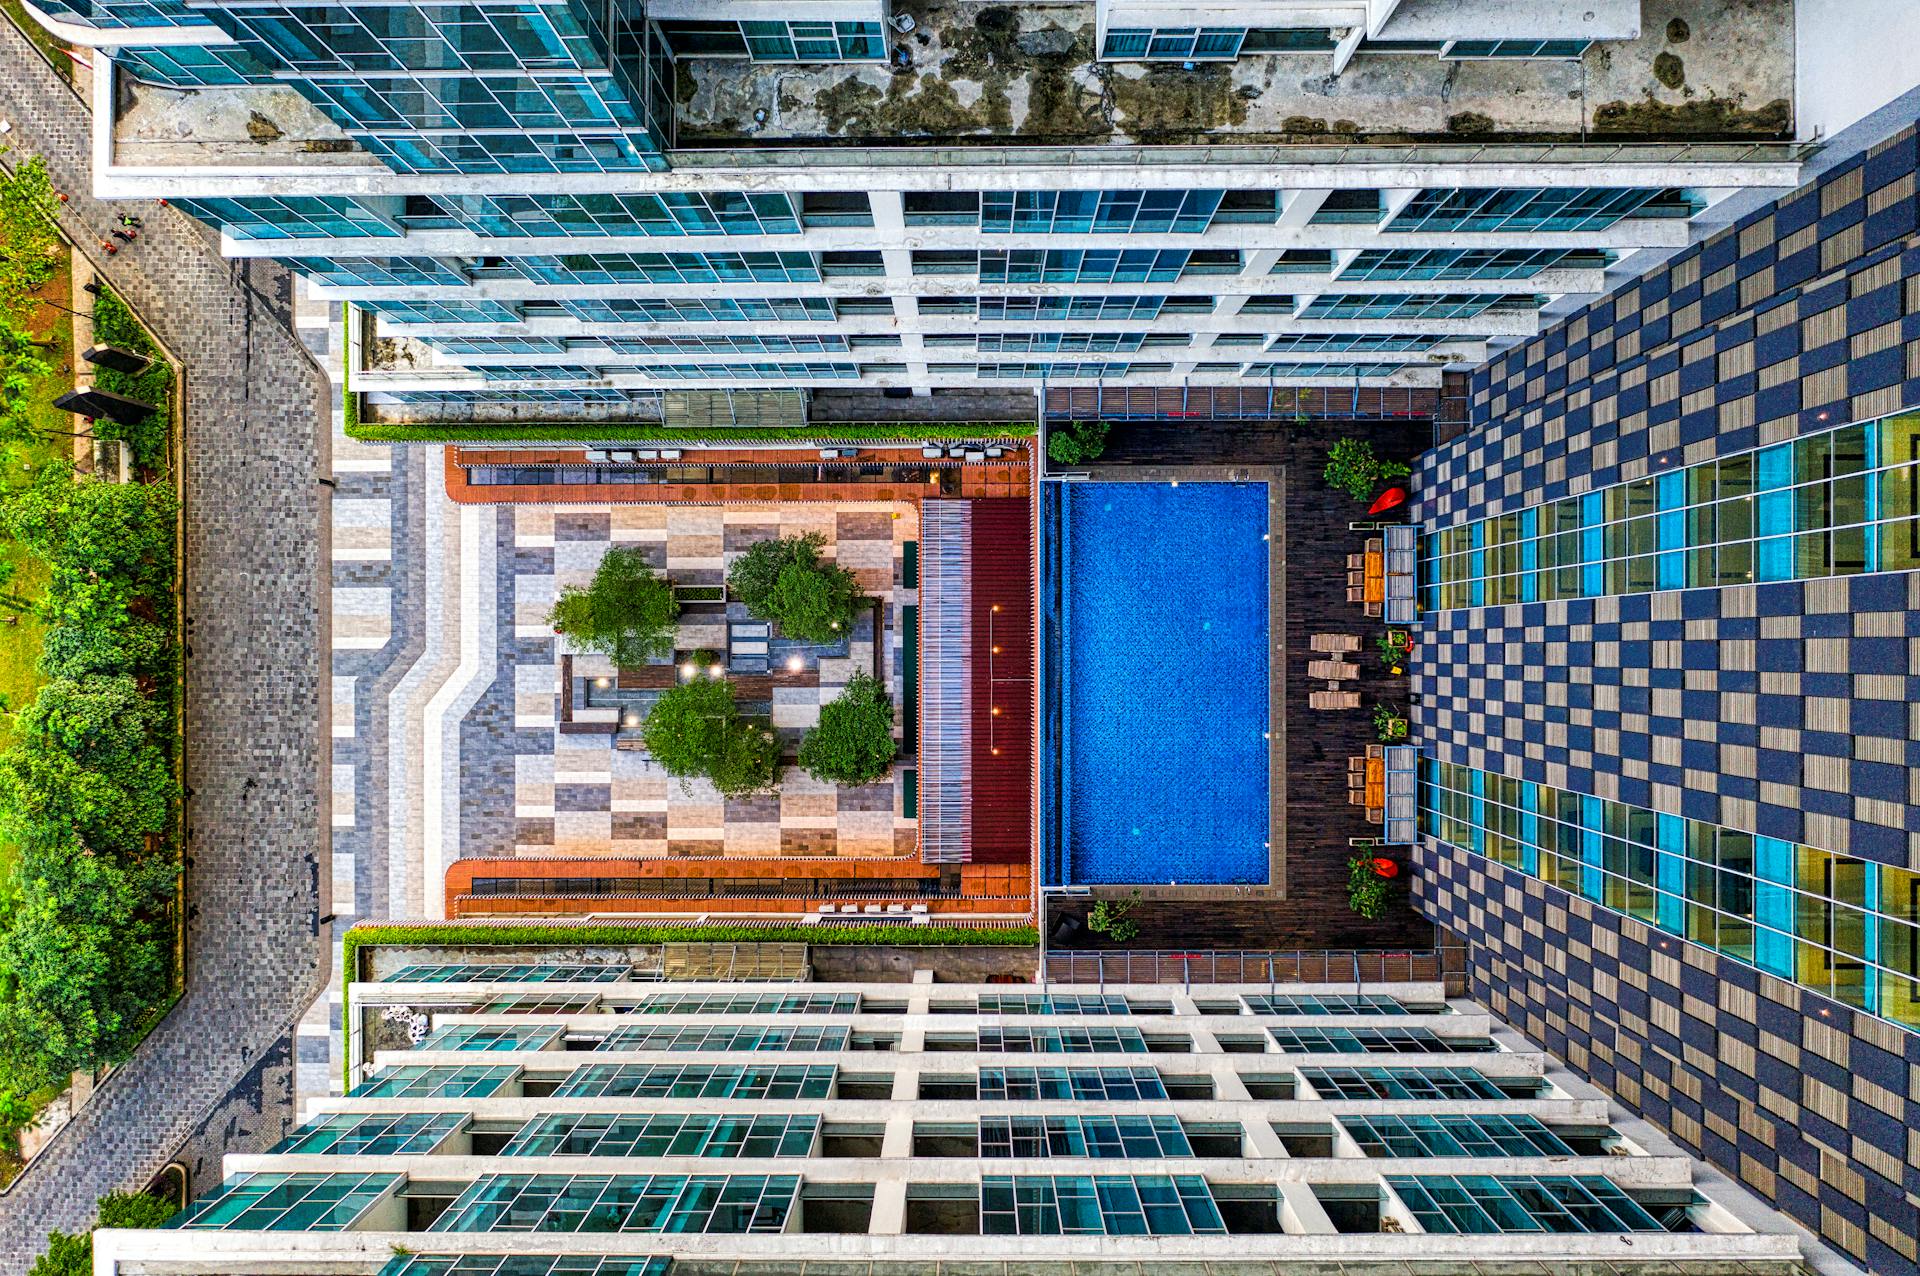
[87,286,171,473]
[95,1190,178,1230]
[1046,419,1108,466]
[798,672,896,786]
[0,321,53,452]
[25,1230,88,1276]
[39,618,171,681]
[729,534,863,643]
[640,676,778,797]
[26,1190,177,1276]
[0,462,177,621]
[1347,855,1392,919]
[0,836,174,1090]
[1087,891,1142,942]
[1323,437,1410,500]
[0,158,60,316]
[549,545,679,666]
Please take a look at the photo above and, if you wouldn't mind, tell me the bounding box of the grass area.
[349,421,1037,445]
[0,262,78,873]
[0,0,71,80]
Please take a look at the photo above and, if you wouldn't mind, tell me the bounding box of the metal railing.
[1042,948,1451,988]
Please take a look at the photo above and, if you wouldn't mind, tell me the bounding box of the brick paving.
[0,19,330,1264]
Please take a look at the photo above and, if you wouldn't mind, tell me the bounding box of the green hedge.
[341,305,358,433]
[340,921,1037,1081]
[343,920,1037,980]
[346,422,1036,445]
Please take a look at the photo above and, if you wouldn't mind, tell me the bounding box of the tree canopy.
[798,672,896,786]
[549,545,679,666]
[0,158,60,315]
[640,676,779,798]
[727,534,864,643]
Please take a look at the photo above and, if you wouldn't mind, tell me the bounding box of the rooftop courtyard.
[676,0,1794,146]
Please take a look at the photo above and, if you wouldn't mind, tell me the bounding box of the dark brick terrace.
[1049,415,1433,951]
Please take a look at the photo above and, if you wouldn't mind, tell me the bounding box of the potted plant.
[1371,703,1408,742]
[1376,631,1412,675]
[1347,855,1396,919]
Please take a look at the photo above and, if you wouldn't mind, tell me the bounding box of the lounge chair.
[909,903,929,915]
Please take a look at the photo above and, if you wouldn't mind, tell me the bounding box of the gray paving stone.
[0,26,330,1262]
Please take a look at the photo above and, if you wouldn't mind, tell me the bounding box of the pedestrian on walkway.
[118,213,143,229]
[111,228,137,243]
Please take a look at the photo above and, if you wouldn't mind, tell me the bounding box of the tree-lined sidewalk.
[0,10,332,1267]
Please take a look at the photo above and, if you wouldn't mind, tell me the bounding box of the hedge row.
[345,421,1036,445]
[343,919,1039,980]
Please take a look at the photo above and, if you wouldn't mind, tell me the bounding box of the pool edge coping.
[1059,464,1287,903]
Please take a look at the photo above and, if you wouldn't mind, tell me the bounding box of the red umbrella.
[1367,486,1408,515]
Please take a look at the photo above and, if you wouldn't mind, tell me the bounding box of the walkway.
[0,17,330,1264]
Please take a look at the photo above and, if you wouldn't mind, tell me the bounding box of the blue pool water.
[1055,481,1270,885]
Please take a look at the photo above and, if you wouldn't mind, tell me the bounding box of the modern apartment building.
[27,0,1805,416]
[95,951,1841,1273]
[1411,104,1920,1272]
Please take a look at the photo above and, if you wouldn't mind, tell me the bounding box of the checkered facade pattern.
[1411,118,1920,1275]
[1417,122,1920,531]
[1418,841,1920,1273]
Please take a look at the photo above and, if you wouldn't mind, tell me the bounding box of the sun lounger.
[1311,634,1360,654]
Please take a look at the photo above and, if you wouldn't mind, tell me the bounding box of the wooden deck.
[1051,416,1434,951]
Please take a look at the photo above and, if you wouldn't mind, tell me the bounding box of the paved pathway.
[0,18,330,1264]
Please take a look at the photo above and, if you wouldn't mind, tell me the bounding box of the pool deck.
[1050,416,1435,951]
[1066,463,1286,902]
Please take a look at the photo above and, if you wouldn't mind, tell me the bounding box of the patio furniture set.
[1345,541,1386,618]
[1307,633,1362,711]
[1348,744,1388,824]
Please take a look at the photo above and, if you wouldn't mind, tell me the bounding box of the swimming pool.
[1048,480,1271,886]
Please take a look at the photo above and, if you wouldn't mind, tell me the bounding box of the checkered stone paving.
[502,502,919,862]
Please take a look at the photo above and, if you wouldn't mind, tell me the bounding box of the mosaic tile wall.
[1418,841,1919,1274]
[1411,118,1920,1274]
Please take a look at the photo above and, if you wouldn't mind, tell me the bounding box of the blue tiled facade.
[1413,119,1920,1272]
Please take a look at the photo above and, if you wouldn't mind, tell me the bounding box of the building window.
[272,1112,464,1156]
[431,1173,799,1233]
[172,1172,400,1231]
[1299,1067,1507,1100]
[416,1024,564,1052]
[1243,993,1410,1015]
[1442,39,1592,59]
[1388,187,1697,234]
[1386,1175,1670,1234]
[628,992,858,1015]
[350,1065,518,1098]
[554,1063,836,1099]
[1266,1026,1489,1053]
[501,1113,818,1158]
[980,1175,1227,1235]
[1343,1115,1577,1158]
[977,1067,1166,1100]
[384,963,629,983]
